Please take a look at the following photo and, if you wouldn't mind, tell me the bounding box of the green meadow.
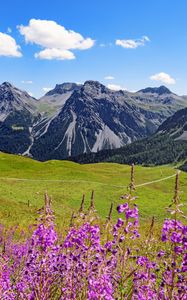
[0,152,186,230]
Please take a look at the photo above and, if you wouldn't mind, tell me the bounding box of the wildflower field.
[0,153,187,299]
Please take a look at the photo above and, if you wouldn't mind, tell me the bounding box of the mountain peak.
[0,82,35,99]
[84,80,103,86]
[139,86,172,95]
[1,82,14,89]
[83,80,109,95]
[46,82,81,96]
[83,80,109,89]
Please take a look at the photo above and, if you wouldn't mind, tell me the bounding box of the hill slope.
[0,152,187,229]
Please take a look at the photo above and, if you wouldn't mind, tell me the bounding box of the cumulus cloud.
[18,19,95,60]
[104,76,115,80]
[35,48,75,60]
[42,87,52,93]
[116,36,150,49]
[107,84,126,91]
[21,80,33,84]
[150,72,176,85]
[0,32,22,57]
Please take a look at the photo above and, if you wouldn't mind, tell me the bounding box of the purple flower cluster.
[159,219,187,299]
[162,219,187,250]
[132,256,157,300]
[0,195,186,299]
[116,202,139,239]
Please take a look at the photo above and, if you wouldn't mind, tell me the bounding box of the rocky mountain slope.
[71,105,187,168]
[0,82,40,154]
[0,80,187,160]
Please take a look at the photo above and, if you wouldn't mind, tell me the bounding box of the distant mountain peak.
[0,81,35,100]
[0,82,20,99]
[139,85,172,95]
[84,80,103,86]
[1,81,14,89]
[83,80,109,89]
[46,82,81,96]
[83,80,109,96]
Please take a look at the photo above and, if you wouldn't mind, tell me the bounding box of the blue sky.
[0,0,187,97]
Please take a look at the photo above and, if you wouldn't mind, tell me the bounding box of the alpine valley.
[0,80,187,162]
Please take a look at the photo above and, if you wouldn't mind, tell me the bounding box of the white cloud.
[0,32,22,57]
[21,80,33,84]
[104,76,115,80]
[18,19,95,60]
[107,84,126,91]
[116,36,150,49]
[7,27,12,33]
[99,43,106,47]
[42,87,52,93]
[150,72,176,85]
[35,48,75,60]
[100,42,113,48]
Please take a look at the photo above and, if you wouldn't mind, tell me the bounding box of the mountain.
[0,80,187,161]
[138,85,172,95]
[70,106,187,168]
[30,81,187,160]
[0,82,40,154]
[39,82,81,115]
[133,85,185,106]
[0,82,38,120]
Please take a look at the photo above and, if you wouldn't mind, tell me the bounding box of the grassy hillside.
[0,152,186,230]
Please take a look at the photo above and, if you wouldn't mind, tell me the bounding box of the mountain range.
[0,80,187,162]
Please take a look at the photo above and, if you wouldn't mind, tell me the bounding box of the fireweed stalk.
[159,172,187,299]
[0,168,186,299]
